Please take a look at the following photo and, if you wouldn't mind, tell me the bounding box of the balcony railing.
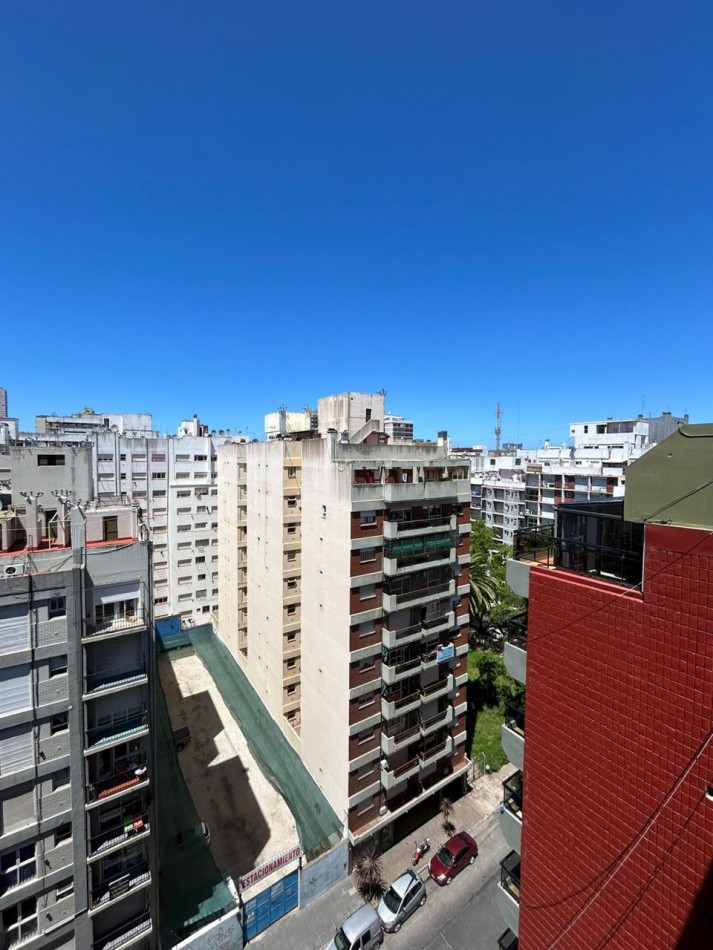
[502,770,523,817]
[419,704,452,734]
[419,736,451,765]
[85,662,147,696]
[385,515,452,533]
[92,911,152,950]
[91,863,150,909]
[84,609,147,639]
[383,579,451,605]
[87,756,149,803]
[504,615,527,648]
[500,851,521,902]
[86,714,149,751]
[381,719,419,743]
[513,524,554,564]
[420,674,453,699]
[504,700,525,736]
[386,756,420,780]
[88,813,150,857]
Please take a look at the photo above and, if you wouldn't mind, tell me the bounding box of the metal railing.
[500,851,521,902]
[85,662,147,695]
[92,910,152,950]
[504,615,528,648]
[502,770,523,815]
[386,756,420,779]
[91,863,150,909]
[382,719,419,742]
[420,675,451,697]
[513,525,642,585]
[384,579,451,605]
[88,813,150,856]
[87,756,149,802]
[85,608,147,638]
[86,713,148,750]
[386,515,452,532]
[504,700,525,735]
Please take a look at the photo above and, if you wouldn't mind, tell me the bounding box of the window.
[358,656,375,671]
[56,879,73,900]
[322,505,327,519]
[359,584,375,601]
[360,548,376,564]
[194,455,207,462]
[48,656,67,677]
[38,455,64,466]
[51,713,68,735]
[358,621,375,638]
[152,453,166,462]
[52,769,70,790]
[48,597,66,618]
[287,466,296,478]
[98,454,114,462]
[287,525,296,535]
[176,454,190,461]
[54,823,71,845]
[196,556,205,564]
[286,685,296,695]
[177,490,190,498]
[356,797,375,816]
[357,693,375,708]
[152,472,166,480]
[286,605,297,617]
[357,728,374,744]
[287,551,296,562]
[154,597,168,606]
[102,517,118,542]
[287,579,297,590]
[286,497,297,508]
[176,472,190,479]
[286,658,297,670]
[2,896,37,944]
[360,511,376,525]
[0,844,36,890]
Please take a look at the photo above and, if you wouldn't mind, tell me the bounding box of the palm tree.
[352,844,386,903]
[469,553,498,633]
[440,796,456,837]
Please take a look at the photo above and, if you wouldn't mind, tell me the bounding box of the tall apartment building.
[495,424,713,949]
[471,412,688,545]
[0,445,157,950]
[218,394,471,847]
[11,411,242,625]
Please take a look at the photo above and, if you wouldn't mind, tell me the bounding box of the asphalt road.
[384,813,508,950]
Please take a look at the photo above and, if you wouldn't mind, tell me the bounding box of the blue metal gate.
[243,870,299,942]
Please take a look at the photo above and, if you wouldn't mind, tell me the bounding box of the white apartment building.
[383,414,415,442]
[218,394,471,850]
[0,445,157,950]
[471,412,688,544]
[12,411,246,625]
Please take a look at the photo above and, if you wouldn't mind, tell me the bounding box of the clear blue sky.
[1,1,710,445]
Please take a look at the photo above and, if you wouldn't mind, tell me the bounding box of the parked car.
[324,903,384,950]
[377,868,427,933]
[428,831,478,885]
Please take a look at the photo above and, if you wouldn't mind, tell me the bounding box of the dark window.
[51,713,68,734]
[54,823,71,845]
[103,517,119,541]
[38,455,65,466]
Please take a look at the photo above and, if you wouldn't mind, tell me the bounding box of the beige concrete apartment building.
[218,395,471,846]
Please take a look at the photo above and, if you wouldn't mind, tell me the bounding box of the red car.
[428,831,478,885]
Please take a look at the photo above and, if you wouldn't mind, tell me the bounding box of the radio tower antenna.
[495,402,502,452]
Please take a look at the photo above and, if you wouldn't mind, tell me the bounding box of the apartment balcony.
[381,688,421,720]
[501,701,525,772]
[419,704,454,737]
[420,673,454,704]
[381,755,420,790]
[512,501,644,587]
[496,851,521,937]
[382,575,453,613]
[381,655,421,686]
[383,480,469,505]
[83,609,147,643]
[90,864,151,914]
[85,715,149,755]
[92,911,153,950]
[381,719,420,756]
[383,514,455,540]
[503,615,527,686]
[84,663,148,699]
[421,609,454,633]
[87,757,150,807]
[88,813,151,861]
[419,735,453,768]
[500,770,523,854]
[382,622,422,649]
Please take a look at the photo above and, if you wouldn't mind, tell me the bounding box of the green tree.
[469,521,524,635]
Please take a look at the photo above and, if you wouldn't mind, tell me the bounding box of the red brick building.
[497,424,713,950]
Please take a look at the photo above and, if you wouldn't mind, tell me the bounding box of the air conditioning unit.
[1,564,25,578]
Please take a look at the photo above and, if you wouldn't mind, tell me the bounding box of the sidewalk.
[253,764,511,949]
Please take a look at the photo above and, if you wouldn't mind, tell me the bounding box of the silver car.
[377,868,427,933]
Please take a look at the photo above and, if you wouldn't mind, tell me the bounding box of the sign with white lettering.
[436,643,454,663]
[239,846,302,890]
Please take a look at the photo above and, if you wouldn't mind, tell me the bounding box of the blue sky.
[1,1,710,445]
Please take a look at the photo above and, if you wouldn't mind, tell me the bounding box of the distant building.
[35,408,156,438]
[383,414,415,442]
[0,386,7,418]
[496,422,713,949]
[264,407,317,440]
[0,444,157,949]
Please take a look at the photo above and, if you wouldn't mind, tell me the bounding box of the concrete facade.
[0,447,157,950]
[218,403,472,849]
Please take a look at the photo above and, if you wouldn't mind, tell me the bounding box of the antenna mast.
[495,402,502,452]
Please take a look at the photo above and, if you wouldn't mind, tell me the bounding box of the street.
[255,812,509,950]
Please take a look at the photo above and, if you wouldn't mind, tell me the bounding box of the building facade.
[496,423,713,949]
[218,396,471,847]
[0,445,157,950]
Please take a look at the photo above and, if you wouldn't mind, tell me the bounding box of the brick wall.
[519,524,713,950]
